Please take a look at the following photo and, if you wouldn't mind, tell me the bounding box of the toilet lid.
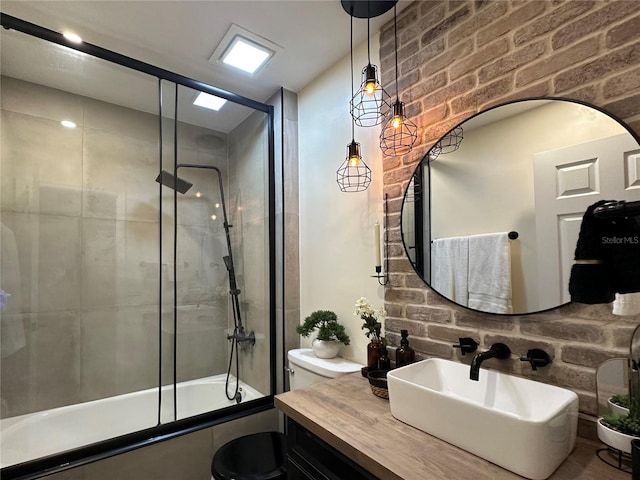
[287,348,362,378]
[211,431,287,480]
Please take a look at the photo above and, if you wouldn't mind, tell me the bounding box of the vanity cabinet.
[275,373,631,480]
[286,417,377,480]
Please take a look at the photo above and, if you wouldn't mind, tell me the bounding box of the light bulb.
[365,82,376,95]
[215,203,220,208]
[392,115,402,129]
[211,214,217,220]
[195,191,202,198]
[349,156,360,167]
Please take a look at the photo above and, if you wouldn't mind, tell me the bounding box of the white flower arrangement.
[355,297,386,342]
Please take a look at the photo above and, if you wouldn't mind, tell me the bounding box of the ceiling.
[1,1,409,132]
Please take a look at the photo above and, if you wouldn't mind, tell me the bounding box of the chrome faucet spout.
[470,343,511,381]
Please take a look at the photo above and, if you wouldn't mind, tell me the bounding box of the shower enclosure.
[0,14,275,479]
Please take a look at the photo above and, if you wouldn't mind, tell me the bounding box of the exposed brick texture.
[554,41,640,93]
[513,1,595,47]
[379,0,640,429]
[551,0,639,50]
[476,1,546,46]
[515,36,600,88]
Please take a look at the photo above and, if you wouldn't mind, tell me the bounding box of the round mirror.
[401,98,640,315]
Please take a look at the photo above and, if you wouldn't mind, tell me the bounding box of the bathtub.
[0,374,263,468]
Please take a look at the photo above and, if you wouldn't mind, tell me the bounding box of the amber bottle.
[377,344,391,372]
[395,329,415,368]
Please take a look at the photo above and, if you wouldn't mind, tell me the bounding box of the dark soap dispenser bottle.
[377,342,391,372]
[396,329,415,368]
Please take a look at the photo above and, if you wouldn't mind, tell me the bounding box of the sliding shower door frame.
[0,13,277,480]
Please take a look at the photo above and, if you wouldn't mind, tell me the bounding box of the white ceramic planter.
[608,398,630,416]
[597,417,638,454]
[312,339,340,359]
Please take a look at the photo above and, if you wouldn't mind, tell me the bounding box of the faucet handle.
[519,349,551,371]
[453,337,479,355]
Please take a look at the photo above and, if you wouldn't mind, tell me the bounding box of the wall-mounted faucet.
[470,343,511,381]
[453,337,478,356]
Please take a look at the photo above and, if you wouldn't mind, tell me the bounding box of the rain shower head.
[156,170,193,194]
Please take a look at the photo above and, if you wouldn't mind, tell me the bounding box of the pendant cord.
[351,11,355,141]
[367,15,371,64]
[394,4,399,101]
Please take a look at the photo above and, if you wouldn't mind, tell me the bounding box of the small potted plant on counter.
[599,392,640,454]
[297,310,350,359]
[609,393,630,416]
[598,412,640,454]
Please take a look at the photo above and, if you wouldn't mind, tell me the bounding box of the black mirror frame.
[399,96,640,316]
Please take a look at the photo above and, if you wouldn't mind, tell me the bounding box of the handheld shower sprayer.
[223,255,241,296]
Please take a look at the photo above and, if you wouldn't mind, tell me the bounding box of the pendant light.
[380,4,418,157]
[336,139,371,192]
[350,3,390,127]
[337,11,371,192]
[435,125,464,154]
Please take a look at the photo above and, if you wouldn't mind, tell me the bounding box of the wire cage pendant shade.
[337,9,371,193]
[337,140,372,192]
[435,126,464,154]
[427,144,442,162]
[350,9,390,128]
[379,4,418,156]
[351,63,390,127]
[380,99,418,156]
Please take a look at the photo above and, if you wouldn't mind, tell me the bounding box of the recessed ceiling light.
[210,24,281,76]
[63,32,83,44]
[61,120,77,128]
[221,36,272,74]
[193,92,227,111]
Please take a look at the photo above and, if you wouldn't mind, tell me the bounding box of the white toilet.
[287,348,363,390]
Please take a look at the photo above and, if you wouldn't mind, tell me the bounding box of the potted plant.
[609,393,630,416]
[597,412,640,454]
[297,310,350,359]
[599,393,640,454]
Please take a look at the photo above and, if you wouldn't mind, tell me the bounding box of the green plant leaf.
[296,310,350,345]
[602,412,640,436]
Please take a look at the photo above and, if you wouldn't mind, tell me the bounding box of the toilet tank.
[287,348,362,390]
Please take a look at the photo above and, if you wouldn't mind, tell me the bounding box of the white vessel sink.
[387,358,578,480]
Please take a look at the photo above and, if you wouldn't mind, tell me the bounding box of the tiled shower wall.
[379,0,640,433]
[0,76,231,417]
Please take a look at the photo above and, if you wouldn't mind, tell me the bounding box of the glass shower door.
[0,27,161,467]
[0,16,275,477]
[159,82,272,422]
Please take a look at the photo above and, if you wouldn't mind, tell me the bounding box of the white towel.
[468,233,513,314]
[613,293,640,316]
[431,236,469,307]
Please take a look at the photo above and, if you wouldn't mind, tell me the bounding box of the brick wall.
[379,0,640,435]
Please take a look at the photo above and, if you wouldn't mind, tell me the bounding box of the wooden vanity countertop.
[275,373,628,480]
